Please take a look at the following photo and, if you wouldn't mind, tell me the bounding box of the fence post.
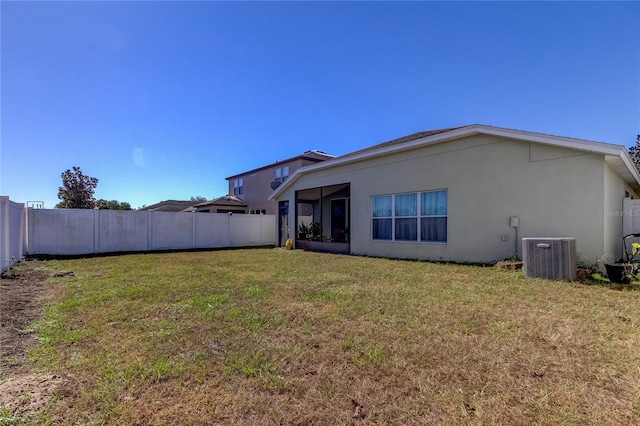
[147,211,153,251]
[18,203,26,261]
[1,196,7,273]
[94,208,99,254]
[192,212,196,249]
[24,206,30,255]
[1,197,27,273]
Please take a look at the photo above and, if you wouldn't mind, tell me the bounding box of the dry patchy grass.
[5,249,640,425]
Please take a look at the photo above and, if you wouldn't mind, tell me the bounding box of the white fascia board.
[608,152,640,190]
[268,160,332,200]
[268,169,301,200]
[268,127,479,200]
[475,125,625,156]
[621,153,640,186]
[484,125,640,188]
[269,124,640,199]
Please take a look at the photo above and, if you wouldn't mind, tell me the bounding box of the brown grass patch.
[3,249,640,424]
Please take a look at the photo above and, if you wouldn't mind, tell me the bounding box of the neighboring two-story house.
[225,150,335,215]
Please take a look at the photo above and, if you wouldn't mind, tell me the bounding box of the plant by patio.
[298,221,322,241]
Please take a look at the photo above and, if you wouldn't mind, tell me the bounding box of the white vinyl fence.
[1,196,26,273]
[622,197,640,256]
[26,209,276,255]
[622,198,640,236]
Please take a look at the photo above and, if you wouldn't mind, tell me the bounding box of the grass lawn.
[5,248,640,424]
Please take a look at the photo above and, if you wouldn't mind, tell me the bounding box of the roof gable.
[139,200,195,212]
[269,124,640,199]
[226,150,335,180]
[193,195,247,208]
[339,126,467,159]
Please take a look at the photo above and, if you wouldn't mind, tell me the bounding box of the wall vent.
[522,237,577,281]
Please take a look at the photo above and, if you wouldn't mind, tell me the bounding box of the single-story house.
[269,124,640,265]
[191,195,249,214]
[139,200,197,212]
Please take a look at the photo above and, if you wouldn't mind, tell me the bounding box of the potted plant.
[604,237,640,284]
[309,222,322,241]
[576,262,594,281]
[604,262,633,284]
[298,222,309,240]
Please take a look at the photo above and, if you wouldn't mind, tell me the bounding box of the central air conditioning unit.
[522,237,577,281]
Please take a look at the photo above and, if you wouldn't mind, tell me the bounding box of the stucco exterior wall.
[277,134,619,264]
[228,158,309,214]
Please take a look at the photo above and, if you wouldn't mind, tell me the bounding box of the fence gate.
[622,198,640,256]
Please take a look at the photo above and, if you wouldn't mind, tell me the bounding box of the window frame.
[372,195,393,240]
[371,189,447,244]
[233,178,244,195]
[275,166,290,183]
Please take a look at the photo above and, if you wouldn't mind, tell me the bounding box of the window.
[233,178,243,195]
[372,190,447,242]
[275,166,290,183]
[395,193,417,241]
[420,190,447,242]
[372,195,392,240]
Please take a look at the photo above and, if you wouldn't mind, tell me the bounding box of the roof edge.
[269,124,640,199]
[226,150,335,180]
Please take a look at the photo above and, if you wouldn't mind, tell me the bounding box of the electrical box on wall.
[510,216,519,228]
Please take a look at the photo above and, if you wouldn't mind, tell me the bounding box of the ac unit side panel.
[522,238,576,281]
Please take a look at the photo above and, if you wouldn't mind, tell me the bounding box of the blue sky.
[2,1,639,209]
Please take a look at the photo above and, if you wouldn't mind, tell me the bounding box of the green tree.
[96,199,132,210]
[56,167,98,209]
[190,196,207,202]
[628,134,640,172]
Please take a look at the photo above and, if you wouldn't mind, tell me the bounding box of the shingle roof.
[139,200,195,212]
[339,126,467,159]
[300,150,336,161]
[193,195,247,208]
[269,124,640,198]
[226,150,335,179]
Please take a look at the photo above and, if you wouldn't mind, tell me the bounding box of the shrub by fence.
[26,208,276,256]
[1,196,26,273]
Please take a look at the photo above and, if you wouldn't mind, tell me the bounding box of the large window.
[275,166,289,183]
[372,190,447,242]
[233,178,244,195]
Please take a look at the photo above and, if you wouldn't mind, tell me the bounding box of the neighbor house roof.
[139,200,196,212]
[269,124,640,199]
[192,195,247,208]
[226,150,335,180]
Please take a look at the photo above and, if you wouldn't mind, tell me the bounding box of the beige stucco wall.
[277,134,632,264]
[228,159,308,214]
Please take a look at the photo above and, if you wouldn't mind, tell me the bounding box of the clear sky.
[1,1,639,209]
